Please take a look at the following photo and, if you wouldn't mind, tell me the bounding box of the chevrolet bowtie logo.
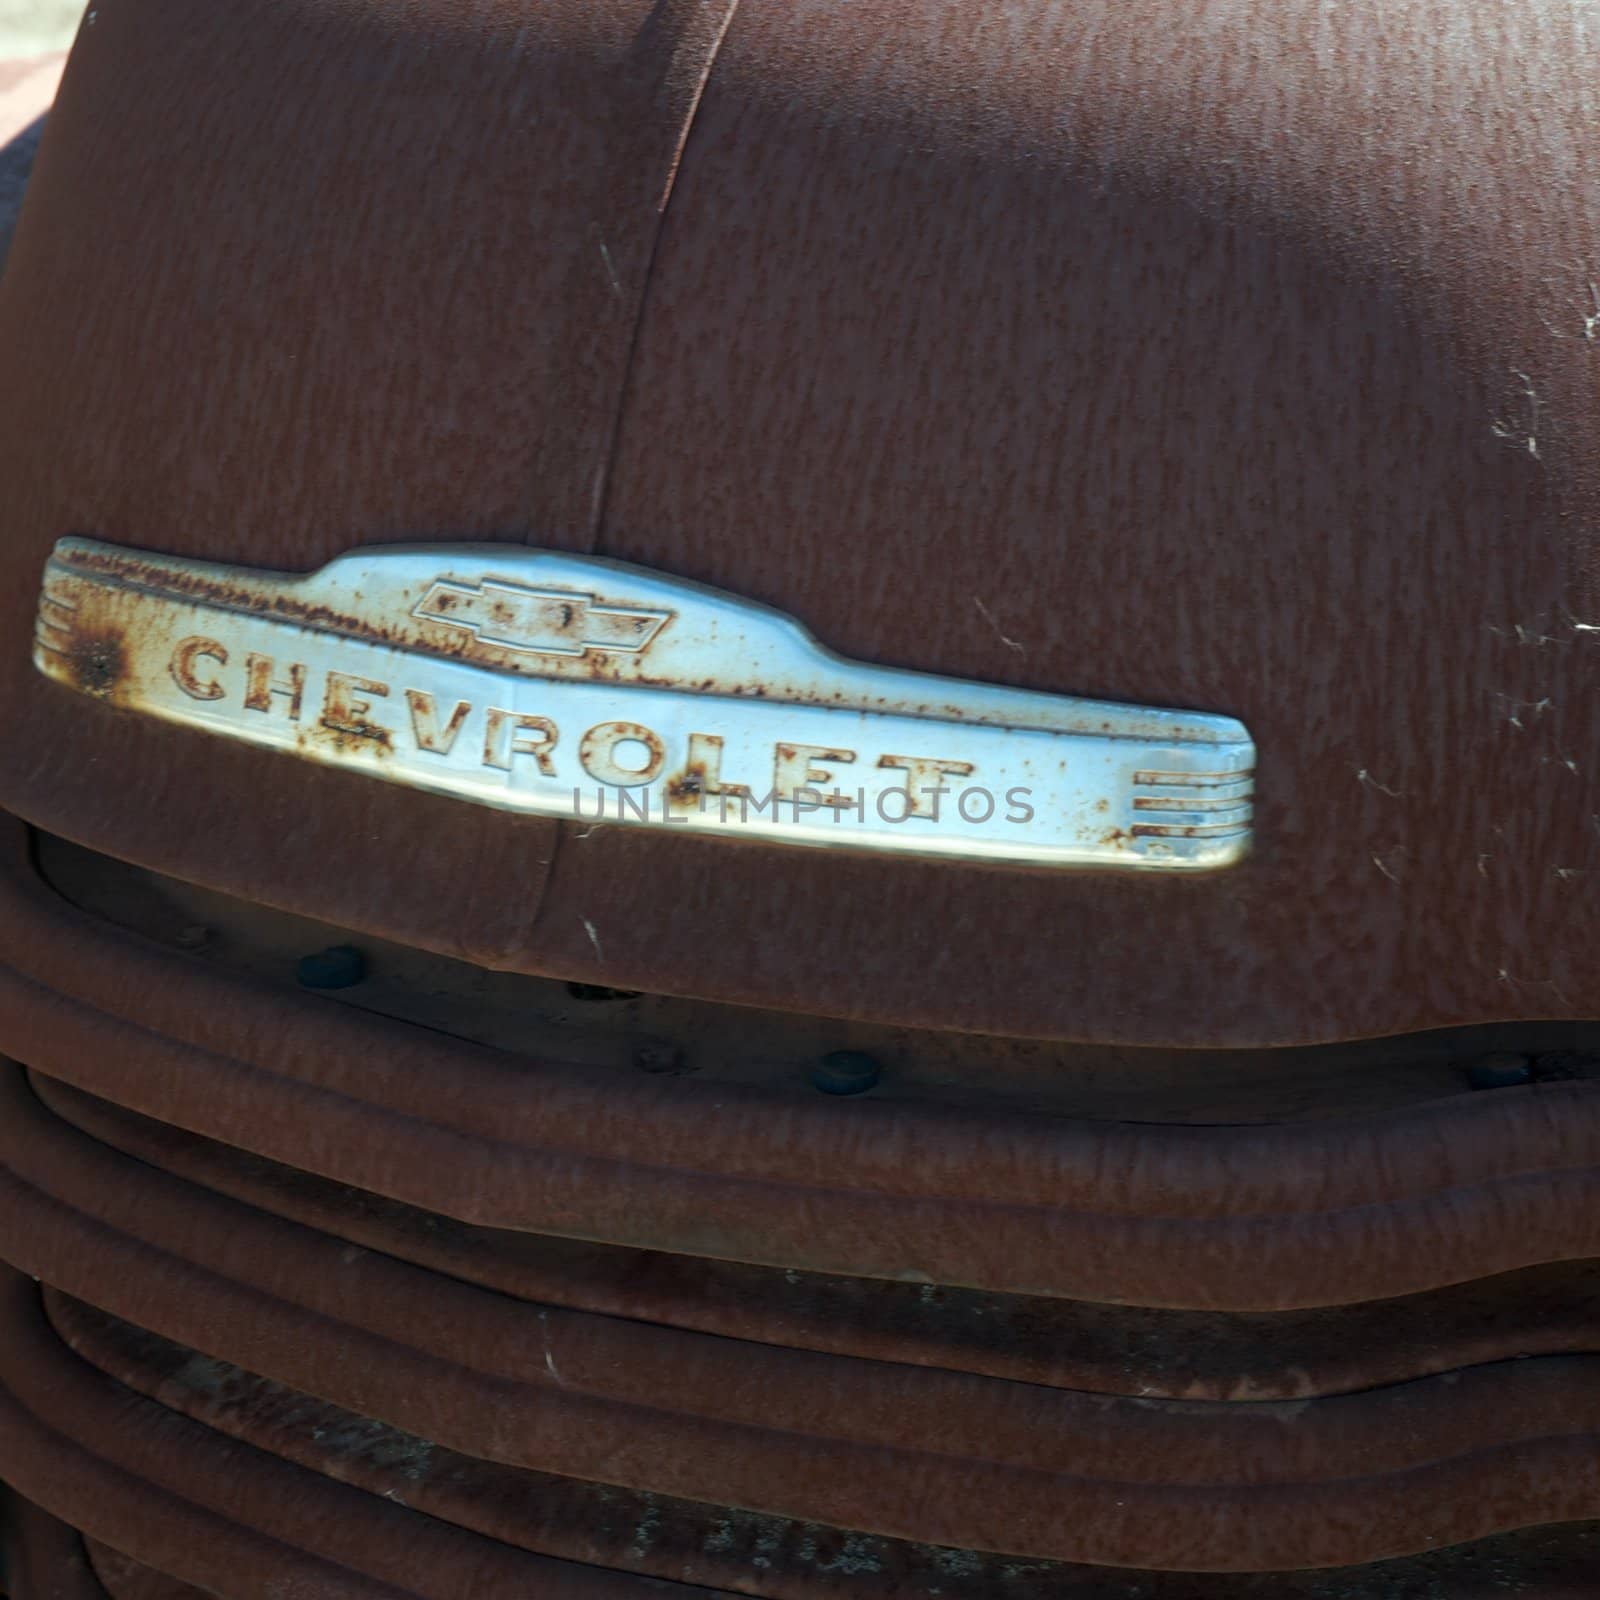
[412,577,672,659]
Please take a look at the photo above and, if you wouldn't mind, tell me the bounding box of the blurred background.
[0,0,80,57]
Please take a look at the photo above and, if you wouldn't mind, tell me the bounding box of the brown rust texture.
[2,0,1600,1041]
[34,1293,1600,1600]
[0,1486,111,1599]
[18,1262,1600,1597]
[7,816,1600,1310]
[39,1071,1600,1405]
[0,1270,712,1600]
[55,547,493,668]
[8,1097,1600,1573]
[51,825,1565,1129]
[5,0,1600,1589]
[61,630,126,700]
[666,758,710,803]
[7,830,1600,1579]
[0,0,740,977]
[84,1545,213,1600]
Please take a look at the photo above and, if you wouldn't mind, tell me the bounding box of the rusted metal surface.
[4,0,1600,1585]
[39,1070,1600,1405]
[82,1547,213,1600]
[0,0,740,980]
[534,0,1600,1042]
[13,828,1600,1581]
[0,1494,210,1600]
[32,536,1255,870]
[54,826,1587,1128]
[0,1488,110,1599]
[0,1270,722,1600]
[9,1062,1600,1572]
[8,820,1600,1308]
[6,835,1600,1578]
[1,1278,1593,1598]
[2,0,1600,1041]
[39,1292,1600,1600]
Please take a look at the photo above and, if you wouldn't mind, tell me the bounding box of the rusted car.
[3,1,1600,1594]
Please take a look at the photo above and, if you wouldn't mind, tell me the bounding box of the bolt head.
[1464,1051,1533,1091]
[633,1038,690,1075]
[812,1050,882,1096]
[296,945,367,991]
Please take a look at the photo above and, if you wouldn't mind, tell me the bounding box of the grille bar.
[8,1066,1600,1571]
[0,1270,699,1599]
[0,1488,112,1599]
[7,820,1600,1308]
[35,1071,1600,1405]
[10,816,1600,1583]
[40,1290,1600,1600]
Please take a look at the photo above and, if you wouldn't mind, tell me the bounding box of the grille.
[6,812,1600,1593]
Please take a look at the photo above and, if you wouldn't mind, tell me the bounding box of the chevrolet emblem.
[33,538,1255,872]
[413,577,671,659]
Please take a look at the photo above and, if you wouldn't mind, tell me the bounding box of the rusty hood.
[1,0,1597,1045]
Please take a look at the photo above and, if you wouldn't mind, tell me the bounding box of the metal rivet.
[633,1038,689,1075]
[1464,1051,1533,1090]
[812,1050,882,1096]
[296,945,366,990]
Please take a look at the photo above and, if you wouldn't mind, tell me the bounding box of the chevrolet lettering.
[33,538,1255,869]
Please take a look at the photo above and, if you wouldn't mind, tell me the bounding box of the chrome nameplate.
[33,538,1255,870]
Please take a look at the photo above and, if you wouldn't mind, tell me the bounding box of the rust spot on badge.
[314,671,396,758]
[60,548,419,653]
[666,761,709,804]
[310,720,395,759]
[66,631,127,698]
